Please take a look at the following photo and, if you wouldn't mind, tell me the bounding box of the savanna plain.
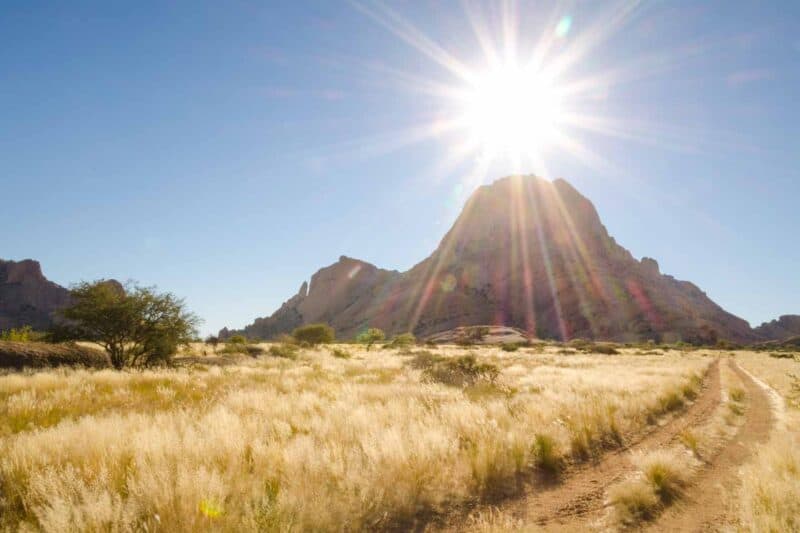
[1,342,798,532]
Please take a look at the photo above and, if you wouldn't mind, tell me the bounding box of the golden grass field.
[0,344,797,532]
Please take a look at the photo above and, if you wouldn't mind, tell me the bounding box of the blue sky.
[2,1,798,336]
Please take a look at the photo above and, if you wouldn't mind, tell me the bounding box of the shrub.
[268,343,299,359]
[228,335,247,345]
[55,280,199,369]
[0,326,42,343]
[593,344,620,355]
[500,343,519,352]
[420,355,499,387]
[388,332,415,349]
[330,347,352,359]
[292,324,335,346]
[204,335,220,351]
[356,328,385,350]
[245,345,265,357]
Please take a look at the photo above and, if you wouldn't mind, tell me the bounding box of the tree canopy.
[57,280,199,369]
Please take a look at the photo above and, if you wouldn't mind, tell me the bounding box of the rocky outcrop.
[754,315,800,341]
[222,175,758,343]
[0,259,71,331]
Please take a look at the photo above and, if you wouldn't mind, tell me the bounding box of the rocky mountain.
[223,175,759,343]
[0,259,71,331]
[754,315,800,341]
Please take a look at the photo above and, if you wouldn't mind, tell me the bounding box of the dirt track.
[439,357,778,532]
[643,360,774,532]
[529,358,723,531]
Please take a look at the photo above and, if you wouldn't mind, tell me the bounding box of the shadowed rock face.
[223,176,758,343]
[0,259,71,331]
[754,315,800,341]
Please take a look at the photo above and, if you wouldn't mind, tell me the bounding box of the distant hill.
[222,175,758,344]
[753,315,800,341]
[0,259,70,331]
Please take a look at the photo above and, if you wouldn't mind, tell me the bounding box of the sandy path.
[437,358,722,532]
[643,360,775,532]
[529,358,723,531]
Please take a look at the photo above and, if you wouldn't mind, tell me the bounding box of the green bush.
[500,343,519,352]
[356,328,385,350]
[292,324,335,346]
[268,343,299,359]
[228,335,247,345]
[0,326,38,342]
[388,332,415,349]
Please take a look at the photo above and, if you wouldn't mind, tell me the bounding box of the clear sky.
[2,1,799,336]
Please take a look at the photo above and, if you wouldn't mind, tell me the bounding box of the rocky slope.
[223,175,759,343]
[753,315,800,340]
[0,259,71,331]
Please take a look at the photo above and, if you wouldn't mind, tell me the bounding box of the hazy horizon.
[3,1,799,335]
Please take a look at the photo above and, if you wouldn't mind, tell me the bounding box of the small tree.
[292,324,335,346]
[204,335,220,352]
[357,328,385,351]
[57,280,200,369]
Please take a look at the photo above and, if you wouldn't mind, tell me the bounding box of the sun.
[458,63,565,160]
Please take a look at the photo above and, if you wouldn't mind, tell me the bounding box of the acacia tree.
[58,280,200,369]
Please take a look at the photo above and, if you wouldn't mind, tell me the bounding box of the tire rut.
[527,358,722,530]
[643,359,775,532]
[436,359,722,531]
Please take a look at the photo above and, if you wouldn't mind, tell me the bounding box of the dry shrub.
[419,355,499,387]
[268,343,299,359]
[329,347,352,359]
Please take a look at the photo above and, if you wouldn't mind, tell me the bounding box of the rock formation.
[223,176,758,343]
[0,259,71,331]
[754,315,800,341]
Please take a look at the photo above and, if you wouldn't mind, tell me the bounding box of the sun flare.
[459,64,564,159]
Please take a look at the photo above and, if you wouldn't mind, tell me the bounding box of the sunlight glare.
[460,64,564,159]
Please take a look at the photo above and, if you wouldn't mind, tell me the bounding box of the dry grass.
[0,345,709,532]
[608,450,691,526]
[735,351,800,532]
